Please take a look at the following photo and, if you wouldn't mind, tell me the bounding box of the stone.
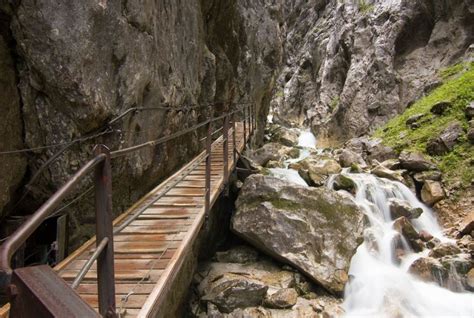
[338,149,367,168]
[421,180,445,206]
[371,164,405,183]
[409,257,447,285]
[265,160,284,169]
[406,113,424,127]
[249,143,294,166]
[232,175,365,295]
[263,288,298,309]
[399,151,435,172]
[393,217,419,242]
[430,101,452,115]
[272,127,299,147]
[466,268,474,291]
[429,243,461,258]
[380,159,400,170]
[426,121,463,155]
[466,102,474,120]
[331,174,356,193]
[215,246,259,264]
[467,128,474,144]
[366,140,397,163]
[388,198,423,220]
[413,170,442,183]
[458,213,474,237]
[201,279,268,313]
[419,230,434,242]
[292,156,342,186]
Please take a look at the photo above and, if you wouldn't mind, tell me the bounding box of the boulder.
[232,175,365,295]
[249,143,295,166]
[465,102,474,120]
[426,121,463,155]
[215,246,259,264]
[272,127,299,147]
[409,257,447,285]
[468,128,474,144]
[458,213,474,237]
[399,151,435,172]
[266,160,285,168]
[366,141,397,163]
[419,230,434,242]
[406,113,424,128]
[338,149,366,168]
[264,288,298,309]
[201,279,268,313]
[429,243,461,258]
[420,180,445,206]
[291,156,342,187]
[371,164,405,183]
[413,170,442,183]
[331,174,356,193]
[380,159,400,170]
[430,101,452,115]
[466,268,474,291]
[393,217,419,242]
[388,198,423,220]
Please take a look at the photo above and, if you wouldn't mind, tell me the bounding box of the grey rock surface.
[232,174,365,295]
[271,0,473,141]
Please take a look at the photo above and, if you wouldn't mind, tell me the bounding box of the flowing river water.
[267,129,474,317]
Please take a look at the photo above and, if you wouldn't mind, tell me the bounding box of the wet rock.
[388,198,423,220]
[232,175,365,295]
[215,246,259,264]
[272,127,299,147]
[413,170,442,183]
[249,143,295,166]
[419,230,434,242]
[466,268,474,291]
[264,288,298,309]
[421,180,445,206]
[439,254,473,292]
[409,257,447,285]
[292,156,342,187]
[371,164,405,183]
[338,149,366,168]
[426,121,463,155]
[430,101,452,115]
[465,102,474,120]
[202,279,268,313]
[331,174,356,193]
[429,243,461,258]
[399,151,435,172]
[393,217,419,242]
[426,237,442,249]
[265,160,284,169]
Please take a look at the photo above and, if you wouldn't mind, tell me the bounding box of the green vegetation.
[358,0,374,14]
[374,62,474,187]
[329,96,340,111]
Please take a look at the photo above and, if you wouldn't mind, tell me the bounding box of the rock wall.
[272,0,474,143]
[0,0,282,248]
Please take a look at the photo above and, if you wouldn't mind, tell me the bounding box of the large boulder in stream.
[232,175,365,295]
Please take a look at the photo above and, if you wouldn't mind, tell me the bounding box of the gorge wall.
[272,0,474,143]
[0,0,282,249]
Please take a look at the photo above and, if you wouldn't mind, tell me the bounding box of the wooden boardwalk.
[53,122,249,317]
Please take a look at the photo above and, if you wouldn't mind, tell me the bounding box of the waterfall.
[336,171,474,317]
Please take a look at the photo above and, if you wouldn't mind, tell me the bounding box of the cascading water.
[331,170,474,317]
[265,128,473,317]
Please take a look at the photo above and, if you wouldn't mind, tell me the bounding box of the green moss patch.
[373,62,474,188]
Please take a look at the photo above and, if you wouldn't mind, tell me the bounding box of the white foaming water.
[298,130,317,148]
[269,129,316,185]
[329,171,474,317]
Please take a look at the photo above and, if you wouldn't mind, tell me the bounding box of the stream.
[267,129,474,317]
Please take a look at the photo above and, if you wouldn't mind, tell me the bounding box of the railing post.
[232,111,237,165]
[93,145,116,318]
[223,114,229,190]
[205,121,212,215]
[243,106,247,144]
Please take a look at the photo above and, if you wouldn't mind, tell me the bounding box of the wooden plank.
[140,207,200,215]
[166,188,205,196]
[113,233,184,242]
[67,259,169,271]
[60,269,163,282]
[128,219,194,227]
[82,294,148,309]
[76,283,155,295]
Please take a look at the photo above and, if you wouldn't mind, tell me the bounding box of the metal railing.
[0,101,256,317]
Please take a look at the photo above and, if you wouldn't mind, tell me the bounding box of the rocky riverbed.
[188,121,473,317]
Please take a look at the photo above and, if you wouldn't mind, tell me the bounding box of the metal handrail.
[0,101,257,317]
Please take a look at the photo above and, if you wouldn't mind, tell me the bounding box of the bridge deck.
[54,122,249,317]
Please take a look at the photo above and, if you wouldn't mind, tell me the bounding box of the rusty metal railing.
[0,101,256,317]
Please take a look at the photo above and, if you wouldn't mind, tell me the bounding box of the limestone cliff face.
[0,0,282,247]
[272,0,474,142]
